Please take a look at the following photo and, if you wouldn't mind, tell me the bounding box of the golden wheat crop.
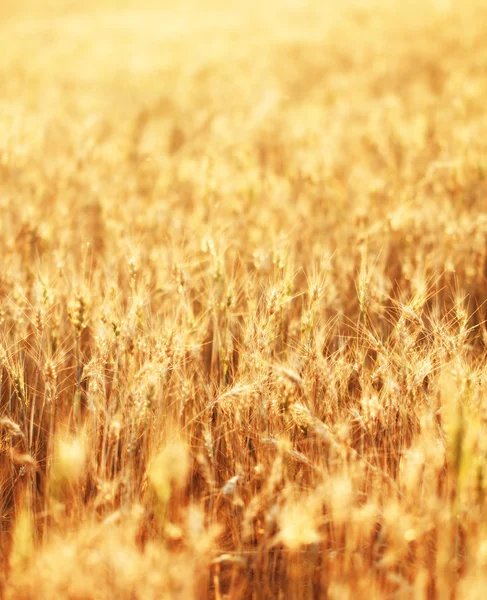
[1,0,487,598]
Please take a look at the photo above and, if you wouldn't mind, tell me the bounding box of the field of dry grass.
[1,0,487,597]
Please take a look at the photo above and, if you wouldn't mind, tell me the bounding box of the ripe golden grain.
[1,0,487,598]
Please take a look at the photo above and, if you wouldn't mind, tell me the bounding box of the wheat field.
[1,0,487,598]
